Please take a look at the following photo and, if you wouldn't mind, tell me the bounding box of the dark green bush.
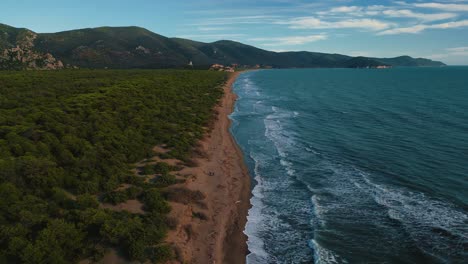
[141,164,155,175]
[76,194,99,209]
[153,162,171,174]
[154,173,177,187]
[141,189,170,214]
[192,211,208,221]
[101,186,142,205]
[0,69,226,262]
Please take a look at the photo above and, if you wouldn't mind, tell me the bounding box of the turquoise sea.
[230,67,468,263]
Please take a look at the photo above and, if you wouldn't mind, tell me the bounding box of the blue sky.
[2,0,468,64]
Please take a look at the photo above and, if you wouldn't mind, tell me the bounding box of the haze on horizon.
[1,0,468,65]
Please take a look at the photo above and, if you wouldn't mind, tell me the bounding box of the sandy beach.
[165,72,251,264]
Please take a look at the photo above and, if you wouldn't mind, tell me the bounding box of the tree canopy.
[0,69,226,263]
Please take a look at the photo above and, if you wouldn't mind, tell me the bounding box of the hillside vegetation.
[0,23,445,70]
[0,69,226,263]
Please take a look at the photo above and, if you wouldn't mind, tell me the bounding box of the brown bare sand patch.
[100,72,251,264]
[153,144,170,154]
[100,199,145,214]
[165,72,251,264]
[99,249,127,264]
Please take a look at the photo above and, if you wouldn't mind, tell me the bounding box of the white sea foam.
[311,195,327,227]
[356,172,468,257]
[238,76,317,263]
[359,172,467,235]
[305,146,321,155]
[248,106,316,262]
[320,163,468,259]
[245,153,269,263]
[264,106,301,179]
[309,239,343,264]
[280,159,295,176]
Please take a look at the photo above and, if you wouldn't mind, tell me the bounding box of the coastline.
[165,71,251,264]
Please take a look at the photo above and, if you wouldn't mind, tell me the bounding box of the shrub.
[165,216,179,230]
[147,244,174,263]
[192,211,208,221]
[101,186,142,205]
[101,191,127,205]
[153,162,170,174]
[141,189,170,214]
[76,194,99,209]
[154,173,176,187]
[141,164,155,175]
[0,69,226,262]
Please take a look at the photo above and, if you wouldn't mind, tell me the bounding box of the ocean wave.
[237,77,262,98]
[234,67,468,263]
[244,106,315,263]
[245,151,269,263]
[309,239,345,264]
[245,148,315,263]
[280,159,295,176]
[264,107,301,180]
[357,172,468,260]
[311,195,327,227]
[310,161,468,261]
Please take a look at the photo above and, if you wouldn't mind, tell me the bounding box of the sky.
[1,0,468,65]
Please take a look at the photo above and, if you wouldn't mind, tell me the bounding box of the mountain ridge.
[0,23,446,70]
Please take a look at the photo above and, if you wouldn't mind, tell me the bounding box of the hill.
[374,56,445,67]
[345,56,390,68]
[0,23,446,70]
[0,24,64,70]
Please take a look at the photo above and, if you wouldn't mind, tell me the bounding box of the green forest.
[0,69,226,263]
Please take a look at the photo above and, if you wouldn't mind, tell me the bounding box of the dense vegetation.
[0,69,226,263]
[0,23,445,70]
[344,56,390,68]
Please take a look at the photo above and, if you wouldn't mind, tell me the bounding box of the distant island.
[0,23,445,70]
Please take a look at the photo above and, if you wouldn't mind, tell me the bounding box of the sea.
[229,67,468,264]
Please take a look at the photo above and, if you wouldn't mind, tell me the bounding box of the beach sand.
[165,72,251,264]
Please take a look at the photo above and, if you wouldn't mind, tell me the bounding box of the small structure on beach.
[376,65,392,69]
[209,64,236,72]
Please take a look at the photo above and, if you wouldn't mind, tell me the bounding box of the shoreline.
[165,71,251,264]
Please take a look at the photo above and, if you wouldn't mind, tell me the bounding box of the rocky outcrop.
[0,30,64,70]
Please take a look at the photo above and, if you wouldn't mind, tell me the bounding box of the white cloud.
[445,47,468,56]
[378,25,427,35]
[382,9,457,21]
[327,5,388,13]
[414,3,468,12]
[279,17,391,31]
[323,5,456,21]
[431,19,468,28]
[193,15,280,26]
[447,46,468,53]
[250,34,328,46]
[329,6,363,13]
[367,5,387,11]
[427,46,468,64]
[378,19,468,35]
[197,26,232,31]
